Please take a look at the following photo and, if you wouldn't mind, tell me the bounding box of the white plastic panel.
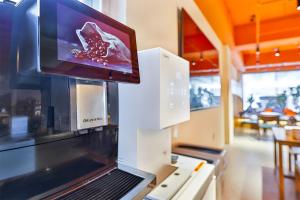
[118,48,190,175]
[202,177,217,200]
[133,48,190,130]
[171,154,216,200]
[134,48,161,130]
[146,168,192,200]
[159,49,190,128]
[119,47,189,130]
[76,83,108,130]
[137,128,172,174]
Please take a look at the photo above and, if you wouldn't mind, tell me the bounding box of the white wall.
[177,0,225,148]
[173,107,223,148]
[126,0,179,54]
[126,0,223,54]
[126,0,225,148]
[102,0,126,23]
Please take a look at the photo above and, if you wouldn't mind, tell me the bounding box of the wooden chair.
[295,160,300,194]
[290,147,300,172]
[258,114,280,136]
[286,126,300,172]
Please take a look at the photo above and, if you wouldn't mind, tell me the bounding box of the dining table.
[273,127,300,200]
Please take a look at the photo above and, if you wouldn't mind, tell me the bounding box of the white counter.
[171,154,216,200]
[146,154,216,200]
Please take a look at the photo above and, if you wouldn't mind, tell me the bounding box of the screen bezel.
[40,0,140,83]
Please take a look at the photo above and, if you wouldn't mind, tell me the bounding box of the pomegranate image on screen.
[72,22,131,66]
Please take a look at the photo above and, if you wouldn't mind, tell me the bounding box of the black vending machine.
[0,0,154,199]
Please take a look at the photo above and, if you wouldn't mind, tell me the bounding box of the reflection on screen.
[57,4,133,74]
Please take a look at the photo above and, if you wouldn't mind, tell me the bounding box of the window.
[79,0,102,11]
[190,76,221,110]
[242,71,300,114]
[78,0,126,23]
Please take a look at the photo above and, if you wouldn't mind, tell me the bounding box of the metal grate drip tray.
[58,169,144,200]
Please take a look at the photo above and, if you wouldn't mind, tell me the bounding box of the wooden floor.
[222,135,299,200]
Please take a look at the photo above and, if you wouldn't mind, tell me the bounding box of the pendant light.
[255,44,260,65]
[256,45,260,55]
[274,48,280,57]
[200,52,204,62]
[2,0,22,6]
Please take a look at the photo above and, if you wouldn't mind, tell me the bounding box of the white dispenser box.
[118,48,190,175]
[76,83,108,130]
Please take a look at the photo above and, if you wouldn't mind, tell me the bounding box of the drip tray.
[58,169,144,200]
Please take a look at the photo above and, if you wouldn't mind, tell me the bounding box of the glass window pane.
[242,71,300,114]
[79,0,102,11]
[190,76,221,110]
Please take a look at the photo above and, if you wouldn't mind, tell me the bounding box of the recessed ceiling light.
[274,48,280,57]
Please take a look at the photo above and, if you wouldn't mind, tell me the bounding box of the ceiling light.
[200,52,204,62]
[10,0,21,2]
[297,0,300,10]
[274,48,280,57]
[191,61,196,66]
[256,45,260,55]
[2,0,22,6]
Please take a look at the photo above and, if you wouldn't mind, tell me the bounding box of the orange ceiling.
[224,0,299,26]
[234,14,300,45]
[243,48,300,65]
[181,9,219,76]
[183,10,216,53]
[226,0,300,73]
[193,0,300,73]
[194,0,235,46]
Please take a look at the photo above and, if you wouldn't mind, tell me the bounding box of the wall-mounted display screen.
[190,76,221,110]
[40,0,140,83]
[57,4,132,74]
[180,9,219,77]
[179,9,221,111]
